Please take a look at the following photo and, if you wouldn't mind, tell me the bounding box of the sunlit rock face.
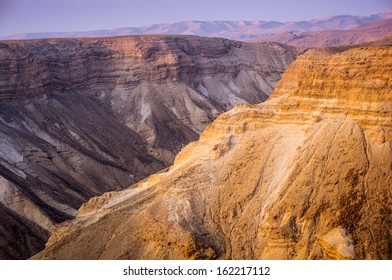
[32,42,391,260]
[0,35,299,259]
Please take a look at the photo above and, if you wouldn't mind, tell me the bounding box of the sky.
[0,0,391,37]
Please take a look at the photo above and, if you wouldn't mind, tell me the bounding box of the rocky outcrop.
[32,43,392,260]
[0,35,299,259]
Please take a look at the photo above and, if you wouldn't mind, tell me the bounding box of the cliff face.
[0,36,298,161]
[33,43,392,260]
[0,35,299,259]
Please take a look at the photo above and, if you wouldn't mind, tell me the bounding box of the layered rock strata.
[33,43,391,260]
[0,35,299,259]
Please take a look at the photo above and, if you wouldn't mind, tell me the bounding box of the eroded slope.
[33,44,392,260]
[0,35,299,258]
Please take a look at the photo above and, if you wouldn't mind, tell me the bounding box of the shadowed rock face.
[32,43,392,260]
[0,35,299,259]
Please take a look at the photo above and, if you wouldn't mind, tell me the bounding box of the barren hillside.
[0,35,299,259]
[33,42,392,260]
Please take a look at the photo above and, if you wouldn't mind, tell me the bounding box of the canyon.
[0,35,299,259]
[32,40,392,260]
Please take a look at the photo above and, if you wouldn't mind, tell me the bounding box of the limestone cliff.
[33,43,392,260]
[0,35,298,259]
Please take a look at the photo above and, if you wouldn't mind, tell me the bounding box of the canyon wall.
[0,35,299,259]
[32,43,391,260]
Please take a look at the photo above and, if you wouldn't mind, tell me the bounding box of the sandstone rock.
[0,35,299,259]
[33,43,392,260]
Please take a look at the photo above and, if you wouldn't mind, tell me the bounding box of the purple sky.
[0,0,390,37]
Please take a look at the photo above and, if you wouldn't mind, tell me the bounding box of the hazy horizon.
[0,0,390,37]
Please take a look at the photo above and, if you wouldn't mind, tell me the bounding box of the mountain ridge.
[2,8,390,41]
[255,18,392,47]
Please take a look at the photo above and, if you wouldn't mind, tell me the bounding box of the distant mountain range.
[254,18,392,47]
[1,7,391,41]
